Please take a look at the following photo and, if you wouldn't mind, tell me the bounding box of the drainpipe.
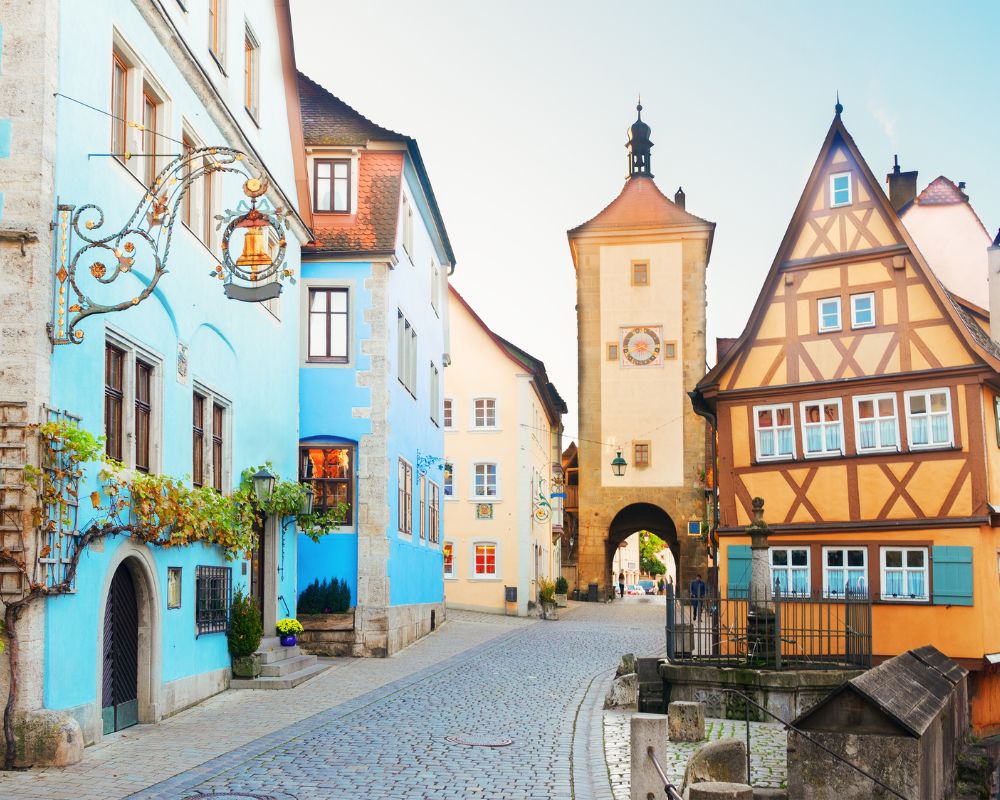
[688,389,720,596]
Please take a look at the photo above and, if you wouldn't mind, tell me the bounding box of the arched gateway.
[567,104,714,598]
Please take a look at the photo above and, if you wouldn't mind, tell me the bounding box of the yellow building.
[442,288,567,615]
[691,104,1000,733]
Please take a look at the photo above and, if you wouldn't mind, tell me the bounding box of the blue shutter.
[932,546,973,606]
[727,545,752,599]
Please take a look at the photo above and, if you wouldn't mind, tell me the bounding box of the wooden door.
[102,563,139,734]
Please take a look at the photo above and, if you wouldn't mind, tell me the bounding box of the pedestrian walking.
[690,573,707,621]
[618,571,626,599]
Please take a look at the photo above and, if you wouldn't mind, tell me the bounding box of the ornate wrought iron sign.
[51,146,294,344]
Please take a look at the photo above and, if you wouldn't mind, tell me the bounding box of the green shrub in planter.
[555,576,569,595]
[298,577,352,615]
[228,588,263,678]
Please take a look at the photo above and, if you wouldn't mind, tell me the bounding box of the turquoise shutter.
[932,546,973,606]
[727,545,752,599]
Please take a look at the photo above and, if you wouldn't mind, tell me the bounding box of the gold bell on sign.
[235,224,271,269]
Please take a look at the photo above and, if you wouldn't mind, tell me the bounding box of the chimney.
[989,230,1000,343]
[886,155,918,213]
[674,186,686,210]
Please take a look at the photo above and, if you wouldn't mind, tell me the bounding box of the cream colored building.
[443,288,567,615]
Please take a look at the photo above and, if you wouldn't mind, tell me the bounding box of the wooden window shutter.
[932,546,973,606]
[726,544,752,599]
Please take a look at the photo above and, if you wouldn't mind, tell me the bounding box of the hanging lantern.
[611,450,627,477]
[252,466,276,503]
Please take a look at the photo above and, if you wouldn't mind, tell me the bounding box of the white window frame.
[472,397,498,430]
[850,292,875,330]
[880,546,929,602]
[105,328,165,475]
[443,541,455,578]
[752,403,795,462]
[396,310,417,397]
[243,23,260,122]
[800,398,844,458]
[208,0,228,71]
[818,297,842,333]
[397,457,413,536]
[471,541,499,579]
[904,388,954,450]
[822,546,868,597]
[769,546,810,597]
[192,380,233,494]
[853,393,899,453]
[830,171,852,208]
[443,398,454,430]
[402,193,414,258]
[472,462,499,500]
[418,473,426,541]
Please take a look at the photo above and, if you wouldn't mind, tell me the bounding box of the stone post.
[630,713,668,800]
[689,783,753,800]
[746,498,777,665]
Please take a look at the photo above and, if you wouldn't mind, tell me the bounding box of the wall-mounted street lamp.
[611,450,627,477]
[299,484,314,516]
[252,466,277,503]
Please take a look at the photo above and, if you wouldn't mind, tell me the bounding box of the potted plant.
[539,578,558,620]
[276,617,304,647]
[554,576,569,608]
[228,588,263,678]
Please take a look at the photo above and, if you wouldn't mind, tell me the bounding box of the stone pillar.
[746,497,776,665]
[630,713,668,800]
[668,700,706,742]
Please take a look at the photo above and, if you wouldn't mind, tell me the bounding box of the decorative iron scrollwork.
[51,147,294,344]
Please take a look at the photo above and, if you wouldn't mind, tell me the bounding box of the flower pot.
[279,633,297,647]
[541,601,559,620]
[232,653,261,679]
[554,593,568,608]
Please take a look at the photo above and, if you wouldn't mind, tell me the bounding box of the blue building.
[0,0,309,759]
[295,74,455,656]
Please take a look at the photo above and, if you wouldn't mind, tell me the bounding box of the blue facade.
[41,0,306,735]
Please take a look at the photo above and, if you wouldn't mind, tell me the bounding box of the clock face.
[621,326,662,366]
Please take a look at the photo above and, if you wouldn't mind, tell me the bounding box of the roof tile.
[570,176,713,233]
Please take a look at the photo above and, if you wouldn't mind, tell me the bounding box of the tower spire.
[626,100,653,179]
[835,91,843,116]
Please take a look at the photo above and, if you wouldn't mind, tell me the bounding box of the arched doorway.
[102,562,139,734]
[607,503,678,595]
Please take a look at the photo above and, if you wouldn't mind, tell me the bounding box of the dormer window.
[830,172,852,207]
[314,159,350,213]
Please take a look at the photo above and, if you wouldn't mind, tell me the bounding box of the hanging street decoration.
[51,146,294,345]
[533,476,552,522]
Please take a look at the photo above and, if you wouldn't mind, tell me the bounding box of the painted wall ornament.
[50,147,295,344]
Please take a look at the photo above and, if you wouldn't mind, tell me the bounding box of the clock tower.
[567,104,715,598]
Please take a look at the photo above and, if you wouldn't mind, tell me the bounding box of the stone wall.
[787,731,919,800]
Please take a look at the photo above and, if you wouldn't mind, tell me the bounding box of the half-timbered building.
[691,107,1000,733]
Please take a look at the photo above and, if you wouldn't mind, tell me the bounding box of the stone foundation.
[300,602,445,658]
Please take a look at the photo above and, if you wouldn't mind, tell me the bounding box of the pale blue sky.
[292,1,999,435]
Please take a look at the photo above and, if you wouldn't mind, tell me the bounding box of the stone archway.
[606,503,678,593]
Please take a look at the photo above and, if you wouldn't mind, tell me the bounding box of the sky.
[292,1,1000,437]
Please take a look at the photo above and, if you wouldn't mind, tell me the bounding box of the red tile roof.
[569,176,713,234]
[298,72,408,146]
[915,176,969,206]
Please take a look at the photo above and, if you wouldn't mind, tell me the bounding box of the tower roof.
[627,100,654,178]
[568,175,713,235]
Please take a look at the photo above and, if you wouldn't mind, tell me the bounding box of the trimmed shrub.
[228,588,263,658]
[298,577,352,614]
[555,576,569,595]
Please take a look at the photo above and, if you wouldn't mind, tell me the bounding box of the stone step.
[230,660,331,690]
[260,653,316,677]
[257,645,301,664]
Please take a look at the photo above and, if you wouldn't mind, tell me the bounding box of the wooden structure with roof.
[691,106,1000,732]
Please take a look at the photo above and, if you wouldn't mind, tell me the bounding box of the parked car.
[638,579,656,595]
[625,585,645,596]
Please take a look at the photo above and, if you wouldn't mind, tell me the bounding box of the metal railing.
[646,746,683,800]
[665,586,871,670]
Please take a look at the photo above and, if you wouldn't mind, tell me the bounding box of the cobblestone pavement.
[3,599,665,800]
[603,709,788,798]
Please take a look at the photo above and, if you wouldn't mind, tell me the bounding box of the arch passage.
[606,503,679,589]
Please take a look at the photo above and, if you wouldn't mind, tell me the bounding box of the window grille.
[195,565,231,635]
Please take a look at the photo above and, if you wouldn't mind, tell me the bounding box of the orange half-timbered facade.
[692,110,1000,733]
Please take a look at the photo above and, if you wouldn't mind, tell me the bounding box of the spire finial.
[636,94,642,119]
[835,91,843,116]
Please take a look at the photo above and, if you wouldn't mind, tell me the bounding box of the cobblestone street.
[3,600,665,800]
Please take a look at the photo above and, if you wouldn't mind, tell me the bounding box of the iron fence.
[665,586,871,670]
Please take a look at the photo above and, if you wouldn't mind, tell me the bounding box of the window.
[243,27,259,119]
[664,342,677,359]
[430,363,440,425]
[431,259,440,314]
[202,151,215,247]
[770,547,810,596]
[300,446,353,524]
[633,441,651,468]
[167,567,182,609]
[308,288,349,362]
[474,543,497,577]
[905,389,953,449]
[419,474,426,541]
[823,547,867,597]
[443,462,454,497]
[473,463,498,499]
[854,394,898,452]
[181,132,196,229]
[443,399,453,429]
[880,547,928,601]
[428,482,440,543]
[818,297,842,332]
[753,404,794,461]
[105,343,125,461]
[402,194,413,256]
[208,0,226,67]
[111,53,128,159]
[211,403,224,492]
[397,311,417,396]
[607,343,618,361]
[851,293,875,329]
[192,393,205,487]
[474,398,497,429]
[443,542,454,577]
[830,171,852,207]
[314,159,350,213]
[398,458,413,534]
[801,399,843,457]
[134,360,152,473]
[631,261,649,286]
[141,89,158,187]
[195,565,231,635]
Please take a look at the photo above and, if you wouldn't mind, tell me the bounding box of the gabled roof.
[695,113,1000,395]
[562,441,578,468]
[569,176,714,235]
[915,176,969,206]
[298,72,408,146]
